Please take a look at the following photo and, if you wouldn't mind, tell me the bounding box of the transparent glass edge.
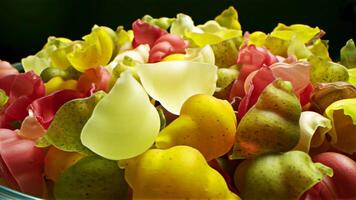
[0,185,41,200]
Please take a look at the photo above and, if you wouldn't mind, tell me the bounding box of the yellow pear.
[120,146,239,200]
[155,94,236,161]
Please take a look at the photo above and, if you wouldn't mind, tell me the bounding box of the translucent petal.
[67,26,114,72]
[185,45,215,64]
[107,44,149,87]
[43,92,105,155]
[287,36,312,59]
[106,44,150,70]
[293,111,331,152]
[162,45,215,64]
[22,55,51,75]
[170,14,202,37]
[271,23,321,43]
[0,60,18,78]
[22,37,72,75]
[17,116,46,140]
[325,98,356,154]
[245,61,310,95]
[136,61,217,115]
[186,21,242,47]
[264,24,321,57]
[81,71,160,160]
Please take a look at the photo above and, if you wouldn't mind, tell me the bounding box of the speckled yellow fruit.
[45,77,77,95]
[120,146,239,200]
[155,94,236,161]
[161,53,186,61]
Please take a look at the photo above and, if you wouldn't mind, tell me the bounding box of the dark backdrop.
[0,0,355,63]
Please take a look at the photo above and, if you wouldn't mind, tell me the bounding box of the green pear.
[232,79,301,159]
[234,151,333,200]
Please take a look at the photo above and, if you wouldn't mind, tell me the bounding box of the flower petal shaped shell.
[137,61,217,115]
[325,98,356,154]
[293,111,331,152]
[81,71,160,160]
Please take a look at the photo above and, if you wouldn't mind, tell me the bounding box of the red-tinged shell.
[149,34,189,63]
[16,116,46,140]
[237,45,277,67]
[0,128,46,197]
[302,152,356,200]
[77,67,111,93]
[0,72,45,129]
[237,66,275,119]
[244,62,313,106]
[29,89,86,129]
[0,60,18,78]
[229,45,277,100]
[132,19,167,48]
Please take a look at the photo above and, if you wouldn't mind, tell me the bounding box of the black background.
[0,0,355,63]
